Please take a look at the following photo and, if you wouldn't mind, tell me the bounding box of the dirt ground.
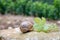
[0,15,60,40]
[0,15,60,29]
[0,15,34,30]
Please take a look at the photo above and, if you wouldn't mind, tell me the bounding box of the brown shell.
[20,21,33,33]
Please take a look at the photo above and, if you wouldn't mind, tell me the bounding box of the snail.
[20,21,33,33]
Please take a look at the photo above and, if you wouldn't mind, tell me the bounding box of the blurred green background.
[0,0,60,20]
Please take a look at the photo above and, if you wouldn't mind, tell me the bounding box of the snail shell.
[20,21,33,33]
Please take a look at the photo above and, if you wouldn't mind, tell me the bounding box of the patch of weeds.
[33,17,58,32]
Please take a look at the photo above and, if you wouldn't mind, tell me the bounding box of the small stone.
[7,21,11,24]
[14,27,21,33]
[57,21,60,24]
[31,36,38,40]
[25,37,30,40]
[8,27,13,29]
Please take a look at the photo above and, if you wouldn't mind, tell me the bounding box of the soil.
[0,15,60,40]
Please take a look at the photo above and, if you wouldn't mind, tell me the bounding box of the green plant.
[0,0,7,14]
[47,5,57,19]
[25,0,33,16]
[15,0,27,15]
[30,2,43,17]
[0,0,59,20]
[33,17,47,32]
[54,0,60,18]
[33,17,58,32]
[0,0,15,14]
[0,0,28,15]
[27,2,57,19]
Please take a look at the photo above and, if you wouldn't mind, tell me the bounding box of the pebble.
[57,21,60,24]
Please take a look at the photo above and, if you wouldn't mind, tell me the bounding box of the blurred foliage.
[25,0,33,16]
[27,2,57,19]
[0,0,15,14]
[0,0,60,19]
[33,17,58,32]
[54,0,60,19]
[0,0,28,15]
